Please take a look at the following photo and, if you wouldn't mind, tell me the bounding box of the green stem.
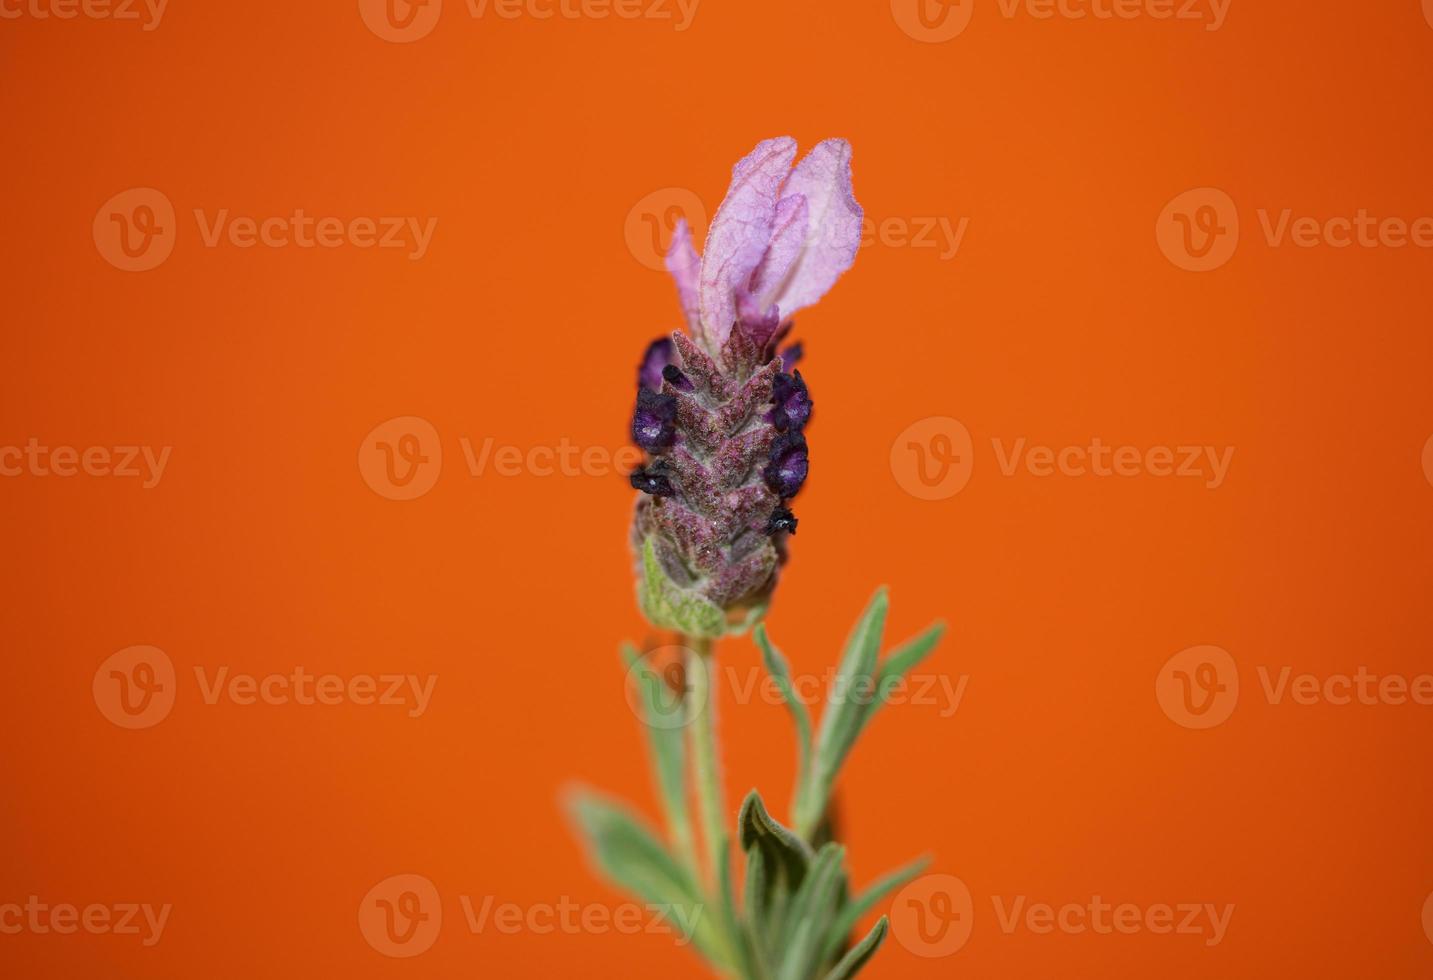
[687,636,727,887]
[686,636,745,976]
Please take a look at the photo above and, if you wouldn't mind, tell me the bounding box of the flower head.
[630,137,862,637]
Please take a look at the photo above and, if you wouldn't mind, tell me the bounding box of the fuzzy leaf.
[739,790,813,889]
[799,588,889,835]
[754,624,813,805]
[565,789,723,964]
[777,843,847,980]
[621,645,691,848]
[824,916,889,980]
[872,623,946,709]
[820,855,931,964]
[743,845,773,964]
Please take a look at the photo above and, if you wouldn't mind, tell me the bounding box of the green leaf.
[823,916,889,980]
[621,645,694,861]
[564,788,724,967]
[739,790,812,950]
[739,790,813,891]
[870,623,947,719]
[798,588,889,836]
[742,845,772,964]
[820,855,931,964]
[717,838,766,980]
[754,624,814,813]
[776,843,847,980]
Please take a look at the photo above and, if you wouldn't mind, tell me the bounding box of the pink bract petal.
[750,193,809,312]
[699,137,798,351]
[664,217,702,336]
[765,138,863,320]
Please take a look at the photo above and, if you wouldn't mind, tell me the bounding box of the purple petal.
[664,217,702,337]
[768,370,812,431]
[632,388,678,451]
[763,430,809,498]
[779,342,804,372]
[765,139,863,320]
[699,137,798,352]
[638,336,675,392]
[750,193,809,311]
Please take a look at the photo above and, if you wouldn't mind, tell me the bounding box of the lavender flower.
[628,137,863,638]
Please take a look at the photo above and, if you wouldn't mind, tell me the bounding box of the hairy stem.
[687,636,726,886]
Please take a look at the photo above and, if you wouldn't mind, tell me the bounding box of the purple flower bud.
[630,464,675,497]
[768,370,812,432]
[661,363,695,393]
[632,388,677,452]
[766,507,798,536]
[764,431,809,498]
[638,336,675,392]
[780,342,804,372]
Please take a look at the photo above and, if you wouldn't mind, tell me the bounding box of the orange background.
[4,1,1433,976]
